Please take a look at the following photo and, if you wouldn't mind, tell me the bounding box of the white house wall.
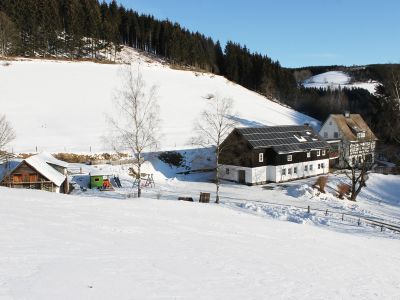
[320,116,342,140]
[271,159,329,183]
[219,159,329,184]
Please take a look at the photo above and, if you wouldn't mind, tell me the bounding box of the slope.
[0,187,399,300]
[0,48,317,153]
[303,71,379,94]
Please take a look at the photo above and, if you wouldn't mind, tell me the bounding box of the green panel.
[90,176,104,188]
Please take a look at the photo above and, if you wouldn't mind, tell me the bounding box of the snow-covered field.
[0,48,317,153]
[1,186,400,300]
[303,71,379,94]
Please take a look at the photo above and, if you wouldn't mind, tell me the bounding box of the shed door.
[238,170,246,184]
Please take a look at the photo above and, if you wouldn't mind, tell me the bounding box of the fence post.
[307,206,310,214]
[342,213,344,221]
[381,225,384,232]
[325,209,328,216]
[358,218,361,226]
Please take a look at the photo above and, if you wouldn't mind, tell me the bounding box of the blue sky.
[111,0,399,67]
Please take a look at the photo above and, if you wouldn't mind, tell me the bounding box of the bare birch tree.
[192,95,238,203]
[110,65,160,197]
[0,114,15,149]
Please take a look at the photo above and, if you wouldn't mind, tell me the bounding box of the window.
[293,167,297,174]
[304,165,308,172]
[324,132,328,138]
[287,155,292,162]
[282,168,286,176]
[318,164,321,169]
[226,168,230,175]
[95,178,100,182]
[321,163,324,169]
[316,150,321,157]
[310,164,313,171]
[329,121,332,126]
[322,149,326,156]
[259,153,264,163]
[288,168,292,175]
[334,132,339,138]
[307,152,311,158]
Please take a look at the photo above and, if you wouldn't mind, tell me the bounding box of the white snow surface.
[303,71,379,94]
[0,48,318,153]
[1,186,400,300]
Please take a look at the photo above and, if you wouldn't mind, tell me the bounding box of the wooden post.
[325,209,328,216]
[342,213,344,221]
[307,206,310,214]
[358,218,361,226]
[381,225,384,232]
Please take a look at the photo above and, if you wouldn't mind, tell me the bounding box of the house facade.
[319,113,377,168]
[219,125,330,185]
[0,152,69,193]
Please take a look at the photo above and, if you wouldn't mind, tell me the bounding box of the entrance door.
[238,170,246,184]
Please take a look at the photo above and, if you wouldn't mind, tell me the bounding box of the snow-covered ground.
[303,71,379,94]
[0,47,317,153]
[1,186,400,300]
[69,158,400,233]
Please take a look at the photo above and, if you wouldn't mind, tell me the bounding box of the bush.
[337,183,351,199]
[313,176,328,193]
[158,151,184,167]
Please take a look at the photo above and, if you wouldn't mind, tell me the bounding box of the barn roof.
[236,125,329,153]
[25,155,66,186]
[330,114,377,141]
[35,152,69,168]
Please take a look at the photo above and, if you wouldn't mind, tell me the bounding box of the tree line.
[0,0,399,149]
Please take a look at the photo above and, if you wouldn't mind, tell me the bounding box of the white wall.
[271,159,329,183]
[320,116,342,140]
[219,159,329,184]
[219,165,256,184]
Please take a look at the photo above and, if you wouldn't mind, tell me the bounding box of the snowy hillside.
[0,48,317,153]
[303,71,379,94]
[1,187,399,300]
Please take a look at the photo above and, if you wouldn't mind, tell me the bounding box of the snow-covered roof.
[25,155,66,186]
[35,152,69,168]
[90,169,113,177]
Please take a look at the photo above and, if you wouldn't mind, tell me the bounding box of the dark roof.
[236,125,329,153]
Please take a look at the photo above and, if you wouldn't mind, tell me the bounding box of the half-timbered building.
[319,113,377,168]
[219,125,330,185]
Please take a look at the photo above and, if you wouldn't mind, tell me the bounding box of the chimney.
[344,111,350,118]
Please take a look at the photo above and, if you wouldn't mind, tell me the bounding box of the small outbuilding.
[89,170,113,190]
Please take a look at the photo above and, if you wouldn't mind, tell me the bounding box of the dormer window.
[259,153,264,163]
[316,150,321,157]
[322,149,326,156]
[357,132,366,138]
[287,155,292,162]
[307,152,311,158]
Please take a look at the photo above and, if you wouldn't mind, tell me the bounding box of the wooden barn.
[219,125,330,185]
[0,152,69,193]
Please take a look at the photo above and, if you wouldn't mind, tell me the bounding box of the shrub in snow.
[158,151,184,168]
[313,176,328,193]
[337,183,351,200]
